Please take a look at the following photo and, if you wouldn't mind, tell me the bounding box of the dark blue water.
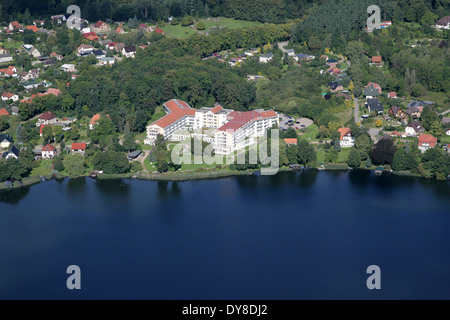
[0,171,449,299]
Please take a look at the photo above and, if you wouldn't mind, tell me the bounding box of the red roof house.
[71,143,87,153]
[418,134,437,152]
[0,108,10,116]
[39,111,56,121]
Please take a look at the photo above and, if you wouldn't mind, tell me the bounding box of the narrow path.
[277,41,289,53]
[439,108,450,116]
[137,149,150,172]
[354,97,360,123]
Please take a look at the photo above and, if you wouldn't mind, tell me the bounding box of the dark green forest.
[1,0,449,24]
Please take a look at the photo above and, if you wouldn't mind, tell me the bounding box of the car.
[288,120,294,123]
[301,125,305,127]
[295,121,300,124]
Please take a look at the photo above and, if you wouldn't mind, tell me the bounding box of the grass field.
[298,124,319,141]
[329,104,353,124]
[0,39,23,50]
[162,17,262,39]
[30,159,53,176]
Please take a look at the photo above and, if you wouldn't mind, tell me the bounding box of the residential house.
[33,20,45,27]
[0,54,13,63]
[228,57,242,67]
[83,32,99,41]
[43,59,57,68]
[390,131,407,138]
[338,128,355,148]
[446,128,450,136]
[81,26,91,34]
[122,45,136,58]
[327,81,343,93]
[8,21,21,31]
[286,49,295,57]
[366,98,384,114]
[26,25,39,32]
[50,52,63,60]
[381,21,392,28]
[92,20,111,33]
[0,108,10,116]
[78,44,94,55]
[326,58,338,68]
[388,106,405,119]
[127,150,142,161]
[364,82,382,99]
[21,80,39,90]
[259,53,273,63]
[284,138,297,145]
[0,134,13,149]
[418,134,437,153]
[435,16,450,30]
[114,43,125,52]
[89,114,110,130]
[387,91,397,99]
[10,107,19,116]
[38,111,57,126]
[0,48,8,55]
[98,57,115,66]
[71,143,87,154]
[1,92,19,102]
[155,28,165,34]
[115,27,125,34]
[92,49,106,59]
[442,117,450,126]
[60,64,76,72]
[405,121,424,136]
[46,88,62,97]
[42,144,56,159]
[2,146,19,159]
[324,67,342,75]
[371,56,382,66]
[294,53,315,62]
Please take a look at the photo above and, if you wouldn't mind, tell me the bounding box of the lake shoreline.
[0,164,446,191]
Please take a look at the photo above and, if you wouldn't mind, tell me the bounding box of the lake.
[0,170,449,299]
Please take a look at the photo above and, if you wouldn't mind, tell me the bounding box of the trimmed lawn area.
[337,63,347,70]
[30,159,53,176]
[329,104,353,124]
[298,124,319,141]
[149,105,166,124]
[1,39,23,50]
[439,135,450,144]
[163,17,262,39]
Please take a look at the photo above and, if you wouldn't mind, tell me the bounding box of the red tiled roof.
[26,25,38,32]
[10,21,21,29]
[372,56,382,63]
[388,92,397,98]
[1,92,15,98]
[72,143,86,150]
[218,110,277,132]
[284,138,297,144]
[39,124,53,135]
[152,100,196,129]
[155,28,164,34]
[94,20,105,28]
[115,27,123,33]
[39,111,56,121]
[42,144,56,152]
[210,105,223,114]
[418,134,437,146]
[0,108,10,116]
[46,88,62,96]
[338,127,352,140]
[90,113,110,125]
[365,82,382,93]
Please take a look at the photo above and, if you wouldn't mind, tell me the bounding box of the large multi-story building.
[214,110,279,155]
[145,99,279,155]
[145,99,196,144]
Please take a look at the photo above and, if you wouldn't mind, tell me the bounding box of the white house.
[446,128,450,136]
[0,135,13,149]
[0,54,13,63]
[435,16,450,30]
[1,92,19,102]
[286,49,295,57]
[61,64,76,72]
[98,57,115,66]
[405,121,424,137]
[2,146,19,159]
[259,53,273,63]
[338,128,355,148]
[78,44,94,55]
[122,45,136,58]
[42,144,56,159]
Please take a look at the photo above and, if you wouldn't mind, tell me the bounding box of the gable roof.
[26,25,38,32]
[338,128,352,140]
[10,21,21,29]
[366,98,383,112]
[388,91,397,98]
[418,134,437,146]
[151,99,196,129]
[407,120,424,132]
[0,134,13,142]
[115,27,124,34]
[436,16,450,26]
[0,108,10,116]
[94,20,106,28]
[39,111,56,121]
[72,143,87,150]
[1,92,16,98]
[42,144,56,152]
[90,113,110,125]
[371,56,382,63]
[364,82,381,96]
[155,28,164,34]
[284,138,297,145]
[123,45,136,53]
[210,105,223,114]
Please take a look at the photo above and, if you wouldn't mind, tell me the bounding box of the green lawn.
[337,63,347,70]
[316,147,351,164]
[30,159,53,176]
[329,104,353,124]
[149,105,166,124]
[162,17,262,39]
[1,39,23,50]
[298,124,319,141]
[439,135,450,144]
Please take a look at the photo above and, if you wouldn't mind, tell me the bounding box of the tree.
[92,151,130,174]
[297,139,316,166]
[155,148,169,173]
[197,21,206,30]
[308,35,321,51]
[429,120,442,137]
[392,149,406,171]
[42,125,54,143]
[122,127,137,152]
[0,115,9,132]
[53,156,65,172]
[376,119,383,127]
[420,106,439,131]
[355,133,372,160]
[365,157,373,168]
[181,16,194,26]
[371,136,396,165]
[347,148,361,168]
[63,154,86,177]
[286,144,298,165]
[90,117,116,143]
[70,126,80,141]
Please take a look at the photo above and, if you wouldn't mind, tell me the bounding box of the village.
[0,10,450,187]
